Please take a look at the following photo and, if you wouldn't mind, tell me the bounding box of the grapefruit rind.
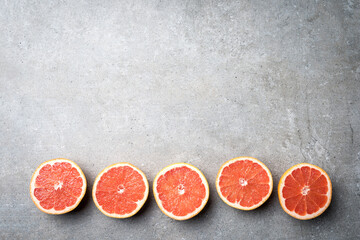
[29,158,87,215]
[153,163,210,221]
[278,163,332,220]
[92,162,149,219]
[216,156,273,210]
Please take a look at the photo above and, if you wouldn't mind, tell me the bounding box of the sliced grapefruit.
[92,163,149,218]
[278,163,332,220]
[30,158,87,214]
[153,163,209,220]
[216,156,273,210]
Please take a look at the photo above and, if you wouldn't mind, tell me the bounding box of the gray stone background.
[1,0,359,239]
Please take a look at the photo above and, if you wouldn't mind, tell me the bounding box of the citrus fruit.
[29,158,87,214]
[92,163,149,218]
[216,156,273,210]
[153,163,209,220]
[278,163,332,220]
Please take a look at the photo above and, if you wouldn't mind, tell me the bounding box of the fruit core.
[239,178,248,187]
[54,181,63,190]
[178,184,185,195]
[301,186,310,195]
[118,184,125,194]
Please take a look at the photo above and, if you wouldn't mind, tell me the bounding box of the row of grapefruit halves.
[30,157,332,220]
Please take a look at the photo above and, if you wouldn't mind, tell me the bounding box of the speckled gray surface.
[1,0,359,239]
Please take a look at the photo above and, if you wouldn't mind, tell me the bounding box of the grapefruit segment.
[30,158,87,214]
[92,163,149,218]
[216,157,273,210]
[153,163,209,220]
[278,163,332,220]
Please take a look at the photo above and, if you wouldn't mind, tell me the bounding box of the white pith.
[92,163,149,218]
[216,157,273,210]
[153,163,210,221]
[30,158,87,214]
[278,163,332,220]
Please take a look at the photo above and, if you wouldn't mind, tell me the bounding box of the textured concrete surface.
[1,0,359,239]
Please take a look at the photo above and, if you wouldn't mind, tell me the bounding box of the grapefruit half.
[92,163,149,218]
[278,163,332,220]
[216,156,273,210]
[30,158,87,214]
[153,163,209,220]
